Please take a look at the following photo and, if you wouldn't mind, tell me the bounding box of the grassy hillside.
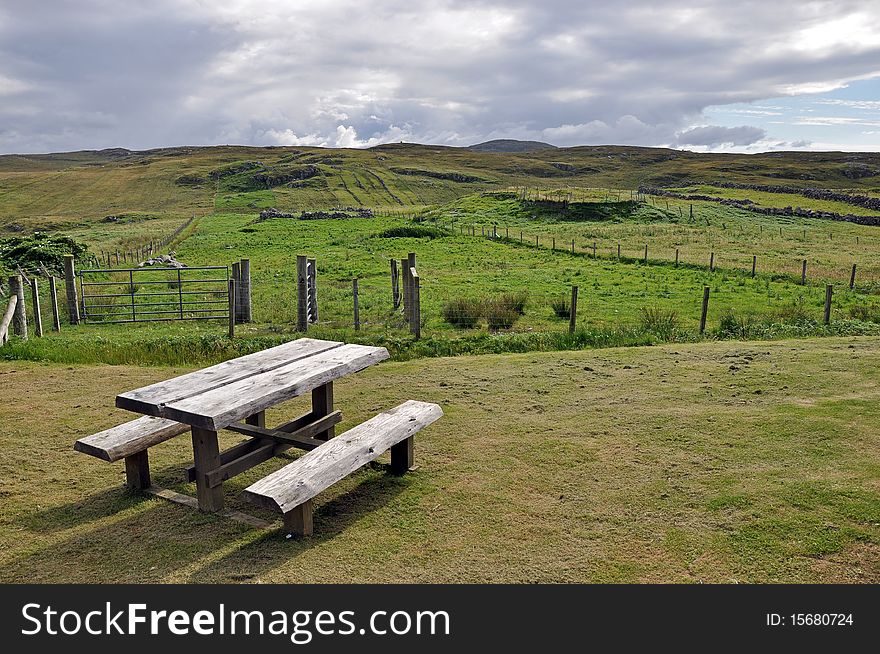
[3,144,880,235]
[1,337,877,583]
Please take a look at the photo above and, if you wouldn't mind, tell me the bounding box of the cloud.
[674,125,767,147]
[1,1,880,152]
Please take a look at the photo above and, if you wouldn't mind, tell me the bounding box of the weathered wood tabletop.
[115,338,390,512]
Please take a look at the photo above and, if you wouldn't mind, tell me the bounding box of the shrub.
[551,296,571,319]
[849,303,880,323]
[639,306,678,338]
[718,311,758,339]
[441,297,482,328]
[496,291,528,315]
[377,226,446,239]
[485,300,520,331]
[772,298,814,325]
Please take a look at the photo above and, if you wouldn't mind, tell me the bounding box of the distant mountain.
[468,139,557,153]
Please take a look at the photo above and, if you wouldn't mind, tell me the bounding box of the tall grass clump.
[497,291,528,315]
[441,297,483,328]
[551,296,570,319]
[639,306,678,339]
[484,300,520,331]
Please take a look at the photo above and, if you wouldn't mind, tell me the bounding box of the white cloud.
[2,0,880,152]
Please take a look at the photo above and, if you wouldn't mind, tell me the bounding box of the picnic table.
[75,338,443,534]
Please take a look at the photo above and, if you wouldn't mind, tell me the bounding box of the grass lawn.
[0,336,877,583]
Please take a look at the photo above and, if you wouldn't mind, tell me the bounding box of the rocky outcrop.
[139,252,186,268]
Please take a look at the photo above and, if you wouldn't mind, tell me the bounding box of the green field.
[1,337,877,583]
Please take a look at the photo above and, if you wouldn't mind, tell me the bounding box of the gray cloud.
[674,125,767,147]
[1,1,880,152]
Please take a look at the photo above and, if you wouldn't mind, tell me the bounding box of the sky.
[1,0,880,154]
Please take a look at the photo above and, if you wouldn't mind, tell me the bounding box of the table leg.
[312,381,335,440]
[191,426,224,512]
[124,450,151,490]
[245,411,266,428]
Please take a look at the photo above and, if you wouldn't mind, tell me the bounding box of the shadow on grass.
[187,468,413,583]
[3,464,412,583]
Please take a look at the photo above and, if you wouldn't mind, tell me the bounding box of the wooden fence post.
[63,254,79,324]
[401,257,410,319]
[231,262,241,324]
[240,258,252,322]
[30,277,43,337]
[8,275,27,339]
[353,279,360,331]
[617,243,621,260]
[752,255,757,278]
[569,285,578,334]
[593,242,597,258]
[307,258,317,323]
[48,276,61,331]
[709,252,715,272]
[675,249,679,267]
[699,286,710,334]
[552,237,555,251]
[801,259,807,285]
[0,294,17,344]
[296,255,308,332]
[410,267,421,340]
[643,244,648,263]
[228,278,235,338]
[824,285,833,325]
[850,264,857,290]
[391,259,400,308]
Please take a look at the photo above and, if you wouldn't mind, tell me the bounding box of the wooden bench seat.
[73,416,189,489]
[242,400,443,536]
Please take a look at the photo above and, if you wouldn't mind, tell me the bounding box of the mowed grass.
[0,336,877,583]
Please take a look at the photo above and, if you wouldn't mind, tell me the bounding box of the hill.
[468,139,557,153]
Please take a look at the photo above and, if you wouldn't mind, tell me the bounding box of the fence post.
[850,264,857,290]
[401,257,410,319]
[520,230,523,243]
[617,243,621,260]
[1,293,17,344]
[710,252,715,272]
[569,285,578,334]
[228,278,236,338]
[699,286,710,334]
[752,255,757,278]
[231,262,241,324]
[30,277,43,337]
[801,259,807,285]
[296,255,308,332]
[410,267,421,340]
[535,234,539,247]
[63,254,79,324]
[240,258,252,322]
[643,244,648,263]
[824,285,833,325]
[552,237,555,251]
[391,259,400,309]
[307,258,317,323]
[9,275,27,339]
[48,276,61,331]
[353,279,360,331]
[593,242,597,258]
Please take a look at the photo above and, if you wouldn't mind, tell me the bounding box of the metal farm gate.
[79,266,229,323]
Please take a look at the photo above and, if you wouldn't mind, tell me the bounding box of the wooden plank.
[161,343,389,431]
[30,277,43,337]
[48,276,61,331]
[116,338,344,416]
[191,427,224,511]
[312,382,335,440]
[226,410,341,449]
[74,416,189,462]
[243,400,442,514]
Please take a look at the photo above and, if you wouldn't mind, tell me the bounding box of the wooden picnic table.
[114,338,389,512]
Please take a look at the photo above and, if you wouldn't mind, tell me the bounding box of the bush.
[717,311,758,339]
[639,306,678,338]
[441,297,482,328]
[551,296,571,319]
[849,303,880,323]
[485,300,520,331]
[377,226,446,239]
[0,232,90,274]
[497,291,528,315]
